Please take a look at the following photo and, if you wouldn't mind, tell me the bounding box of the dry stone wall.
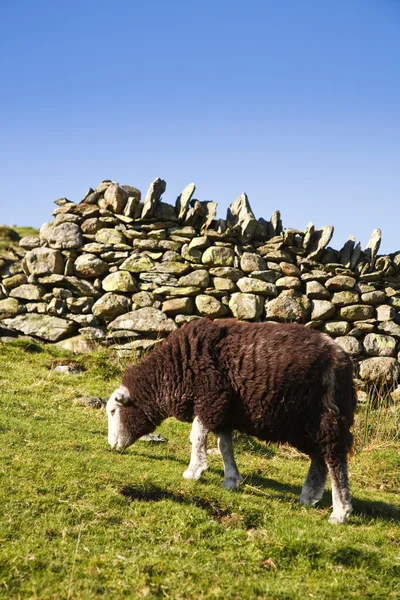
[1,177,400,387]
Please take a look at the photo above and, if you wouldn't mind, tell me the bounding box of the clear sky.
[1,0,399,254]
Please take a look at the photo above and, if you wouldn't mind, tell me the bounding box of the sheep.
[106,318,357,523]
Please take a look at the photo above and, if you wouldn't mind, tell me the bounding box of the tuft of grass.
[0,343,399,599]
[354,384,400,450]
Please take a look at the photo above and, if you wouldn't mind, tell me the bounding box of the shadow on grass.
[120,484,232,521]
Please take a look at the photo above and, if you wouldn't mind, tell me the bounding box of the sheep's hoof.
[223,475,242,490]
[299,492,319,506]
[183,465,208,480]
[329,506,352,525]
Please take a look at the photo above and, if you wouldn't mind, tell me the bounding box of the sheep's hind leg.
[216,431,242,489]
[183,417,209,480]
[299,455,328,506]
[326,457,353,524]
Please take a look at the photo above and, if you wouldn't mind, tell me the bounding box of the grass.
[0,341,399,599]
[0,225,39,254]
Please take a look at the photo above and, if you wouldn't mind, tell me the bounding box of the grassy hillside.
[0,341,399,599]
[0,225,39,255]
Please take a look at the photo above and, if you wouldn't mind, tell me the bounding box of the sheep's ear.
[112,386,131,406]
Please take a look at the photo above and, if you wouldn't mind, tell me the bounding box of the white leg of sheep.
[299,455,328,506]
[216,431,242,489]
[183,417,209,480]
[327,460,353,524]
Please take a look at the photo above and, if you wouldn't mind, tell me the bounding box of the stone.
[301,271,329,283]
[119,254,154,272]
[181,244,202,263]
[325,275,356,291]
[229,293,264,320]
[3,314,76,342]
[80,218,104,234]
[275,276,301,290]
[92,293,132,321]
[363,333,397,357]
[258,248,293,263]
[124,193,141,218]
[376,305,395,322]
[45,222,83,250]
[188,236,210,251]
[73,396,106,409]
[133,239,181,252]
[74,254,108,278]
[265,290,311,323]
[270,210,282,236]
[202,246,235,267]
[226,193,257,242]
[331,291,360,307]
[176,183,196,221]
[102,271,137,293]
[10,284,45,301]
[339,304,374,321]
[142,178,166,219]
[365,228,381,269]
[377,321,400,338]
[209,267,243,281]
[150,262,191,275]
[239,252,266,273]
[162,251,183,262]
[322,321,350,336]
[152,286,200,297]
[359,357,400,385]
[237,278,277,296]
[23,247,64,276]
[175,315,202,325]
[339,236,356,268]
[307,226,334,260]
[200,202,218,233]
[178,270,210,289]
[361,290,387,305]
[66,296,94,314]
[95,228,126,245]
[359,270,384,282]
[334,336,362,356]
[131,292,156,308]
[306,281,330,299]
[390,387,400,402]
[0,298,20,320]
[2,274,27,290]
[311,300,335,321]
[19,236,40,249]
[108,307,177,335]
[55,336,101,353]
[353,320,376,334]
[103,183,128,214]
[250,270,280,283]
[279,262,301,277]
[162,297,194,315]
[79,327,107,341]
[195,295,229,318]
[54,213,82,225]
[212,277,237,292]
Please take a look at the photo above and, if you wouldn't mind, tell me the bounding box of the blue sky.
[1,0,399,254]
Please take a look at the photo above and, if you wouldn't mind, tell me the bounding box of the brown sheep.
[106,318,356,523]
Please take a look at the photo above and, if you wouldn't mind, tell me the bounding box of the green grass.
[0,225,39,254]
[0,342,399,599]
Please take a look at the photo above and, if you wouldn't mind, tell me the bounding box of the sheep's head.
[106,385,153,451]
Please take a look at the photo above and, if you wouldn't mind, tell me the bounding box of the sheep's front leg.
[327,457,353,524]
[299,455,328,506]
[183,417,209,480]
[216,431,242,489]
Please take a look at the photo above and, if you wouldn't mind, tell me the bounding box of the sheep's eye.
[110,409,116,416]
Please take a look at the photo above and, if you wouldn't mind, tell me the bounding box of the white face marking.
[106,385,131,449]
